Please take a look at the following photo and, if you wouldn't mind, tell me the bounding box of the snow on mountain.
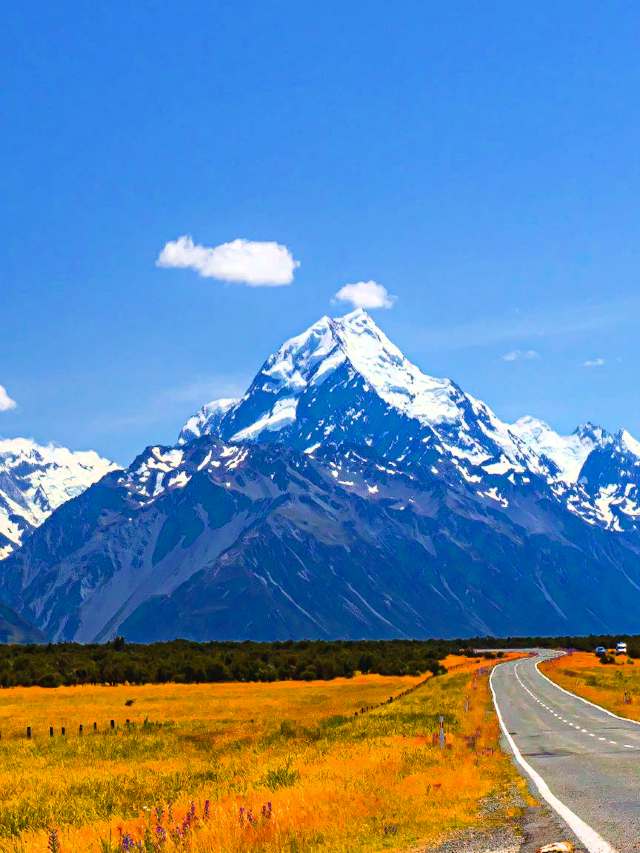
[0,437,118,558]
[510,417,609,482]
[179,309,553,480]
[178,398,239,445]
[175,309,640,537]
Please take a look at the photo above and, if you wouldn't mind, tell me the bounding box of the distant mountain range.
[2,309,640,642]
[0,438,118,559]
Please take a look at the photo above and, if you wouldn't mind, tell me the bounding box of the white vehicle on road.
[616,641,628,655]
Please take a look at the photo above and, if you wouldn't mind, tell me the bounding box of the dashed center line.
[513,661,636,751]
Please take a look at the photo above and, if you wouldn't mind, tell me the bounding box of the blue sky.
[2,2,640,465]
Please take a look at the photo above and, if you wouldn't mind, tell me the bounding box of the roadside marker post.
[439,715,445,749]
[465,695,469,712]
[26,727,31,739]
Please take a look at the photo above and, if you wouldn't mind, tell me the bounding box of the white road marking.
[536,658,640,728]
[491,663,618,853]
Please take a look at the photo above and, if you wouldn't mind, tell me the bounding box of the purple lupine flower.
[47,829,60,853]
[155,826,167,846]
[120,832,135,851]
[204,800,210,821]
[155,806,164,823]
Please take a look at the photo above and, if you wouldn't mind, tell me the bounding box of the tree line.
[0,638,456,688]
[0,632,628,688]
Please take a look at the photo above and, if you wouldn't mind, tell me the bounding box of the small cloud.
[502,349,540,362]
[156,236,300,286]
[0,385,17,412]
[332,280,396,310]
[584,358,605,367]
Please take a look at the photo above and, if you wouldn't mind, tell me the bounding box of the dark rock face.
[2,436,640,643]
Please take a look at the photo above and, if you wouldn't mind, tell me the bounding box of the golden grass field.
[0,654,528,853]
[540,650,640,721]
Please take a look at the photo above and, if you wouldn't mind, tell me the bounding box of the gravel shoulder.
[407,803,584,853]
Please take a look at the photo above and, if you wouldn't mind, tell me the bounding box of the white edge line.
[490,662,617,853]
[536,656,640,727]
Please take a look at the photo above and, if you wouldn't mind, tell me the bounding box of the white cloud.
[502,349,540,362]
[332,280,396,310]
[0,385,17,412]
[156,236,300,286]
[584,358,605,367]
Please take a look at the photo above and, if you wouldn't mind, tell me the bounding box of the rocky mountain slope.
[0,438,118,559]
[3,309,640,642]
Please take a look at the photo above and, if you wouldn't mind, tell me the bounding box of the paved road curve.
[492,651,640,853]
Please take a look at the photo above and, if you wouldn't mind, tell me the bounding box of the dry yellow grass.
[0,654,527,853]
[540,651,640,721]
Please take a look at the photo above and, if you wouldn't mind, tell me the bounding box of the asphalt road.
[492,651,640,853]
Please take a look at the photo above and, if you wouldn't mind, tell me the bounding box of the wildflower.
[120,832,135,851]
[155,825,167,846]
[47,829,60,853]
[155,806,164,823]
[203,800,211,821]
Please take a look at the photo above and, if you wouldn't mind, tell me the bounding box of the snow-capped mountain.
[0,438,118,559]
[178,309,553,480]
[5,309,640,643]
[178,309,640,530]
